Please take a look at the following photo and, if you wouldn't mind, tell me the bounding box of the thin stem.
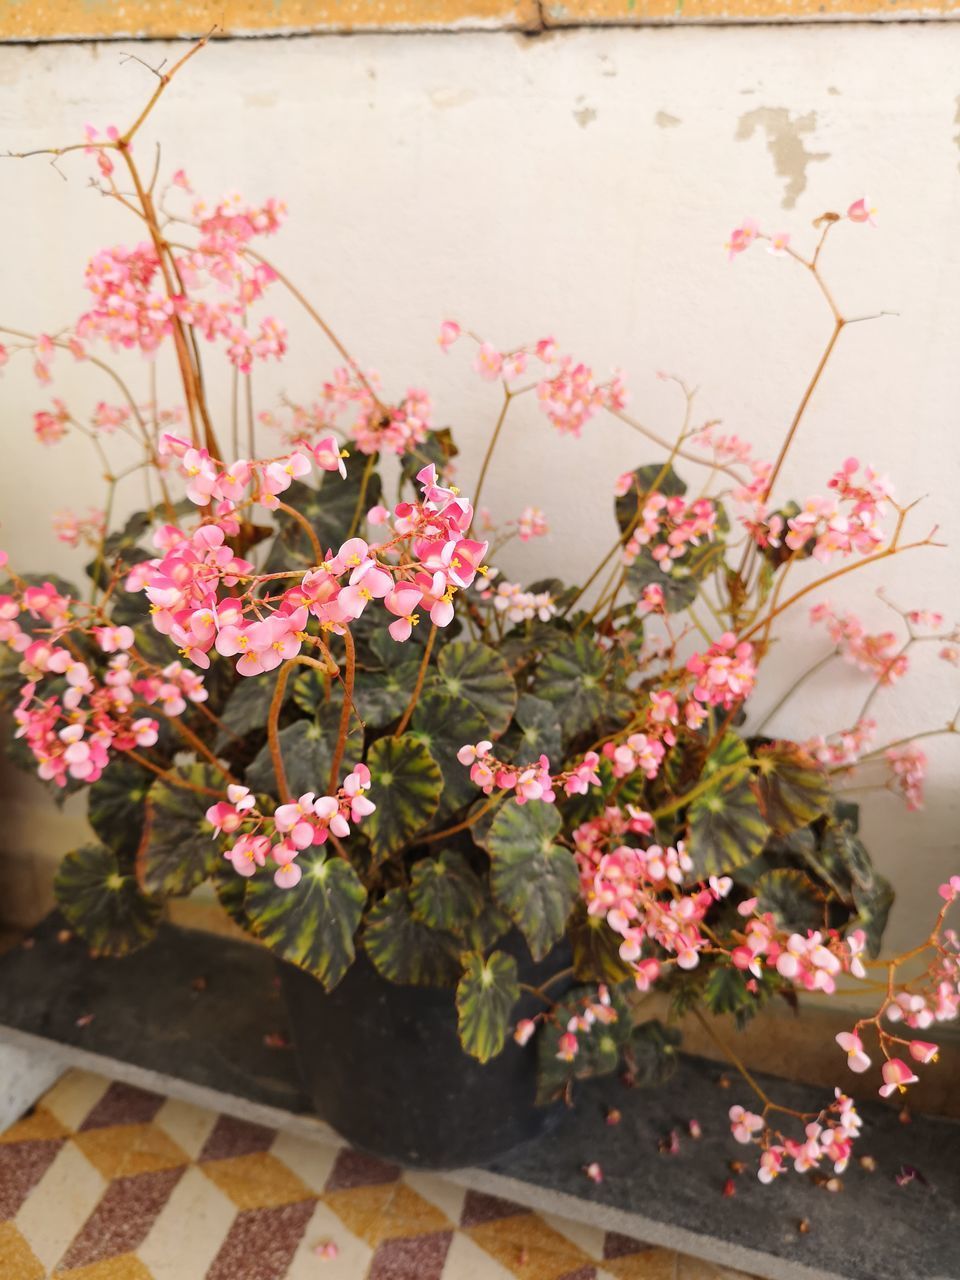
[328,629,356,791]
[473,388,512,516]
[267,662,294,804]
[753,650,837,734]
[123,749,225,799]
[347,454,376,540]
[394,625,437,737]
[275,501,323,563]
[418,792,503,846]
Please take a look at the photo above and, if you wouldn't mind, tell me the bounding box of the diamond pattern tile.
[0,1069,766,1279]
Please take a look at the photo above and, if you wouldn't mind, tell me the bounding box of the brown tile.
[324,1147,401,1192]
[0,1221,45,1279]
[206,1200,316,1280]
[604,1232,656,1260]
[468,1214,594,1280]
[557,1270,597,1280]
[0,1138,65,1220]
[78,1083,165,1133]
[73,1124,190,1181]
[460,1189,529,1227]
[322,1182,400,1247]
[374,1182,452,1243]
[200,1151,315,1212]
[604,1249,682,1280]
[56,1167,185,1272]
[57,1257,154,1280]
[198,1114,277,1163]
[368,1228,453,1280]
[0,1108,70,1145]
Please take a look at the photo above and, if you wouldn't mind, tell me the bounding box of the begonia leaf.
[456,950,521,1064]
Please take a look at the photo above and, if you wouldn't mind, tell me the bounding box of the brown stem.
[268,662,294,804]
[417,792,503,846]
[123,748,225,798]
[473,388,512,516]
[328,629,356,792]
[394,624,437,737]
[275,500,323,563]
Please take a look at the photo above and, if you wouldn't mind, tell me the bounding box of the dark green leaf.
[353,657,421,729]
[363,888,461,986]
[409,850,485,931]
[686,736,770,877]
[265,466,382,572]
[459,896,513,952]
[536,982,631,1104]
[456,950,520,1063]
[216,675,287,749]
[534,633,607,740]
[411,689,488,816]
[615,462,686,534]
[55,843,161,956]
[569,907,634,985]
[755,743,832,835]
[245,707,363,799]
[625,1019,682,1087]
[141,764,225,896]
[87,761,152,860]
[851,874,894,958]
[363,734,443,859]
[246,848,367,990]
[431,640,517,739]
[484,802,579,961]
[625,551,700,615]
[755,868,823,932]
[499,694,563,765]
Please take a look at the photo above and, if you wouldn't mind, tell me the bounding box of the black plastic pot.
[277,932,571,1169]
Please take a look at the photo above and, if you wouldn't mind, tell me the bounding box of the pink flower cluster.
[52,508,107,549]
[455,742,603,805]
[159,431,346,511]
[885,743,927,810]
[206,771,375,888]
[441,322,627,437]
[685,633,757,709]
[730,1091,863,1183]
[752,459,892,564]
[615,486,718,574]
[810,602,909,685]
[553,985,619,1063]
[131,461,486,670]
[805,717,876,769]
[477,578,558,624]
[730,914,865,995]
[726,199,874,262]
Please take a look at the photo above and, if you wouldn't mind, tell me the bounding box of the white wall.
[0,29,957,957]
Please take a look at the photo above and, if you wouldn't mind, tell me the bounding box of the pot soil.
[278,933,570,1168]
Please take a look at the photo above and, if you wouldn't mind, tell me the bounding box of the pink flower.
[556,1032,578,1062]
[473,342,503,381]
[311,435,347,478]
[908,1040,939,1064]
[847,198,877,226]
[836,1031,872,1074]
[583,1162,603,1184]
[513,1019,536,1046]
[879,1058,918,1098]
[726,217,759,261]
[729,1105,765,1144]
[438,320,461,351]
[767,231,790,256]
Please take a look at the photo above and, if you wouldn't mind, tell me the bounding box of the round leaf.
[755,743,832,835]
[363,888,461,986]
[755,867,823,932]
[246,848,367,991]
[87,760,152,860]
[216,676,287,748]
[534,634,608,741]
[55,843,161,957]
[353,657,421,729]
[245,709,363,799]
[456,950,520,1064]
[686,736,769,877]
[433,640,517,739]
[363,734,442,859]
[499,694,563,765]
[484,801,579,961]
[615,462,686,534]
[140,764,225,897]
[409,850,485,932]
[411,688,488,816]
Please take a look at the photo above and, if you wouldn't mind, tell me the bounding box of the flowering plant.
[2,46,958,1184]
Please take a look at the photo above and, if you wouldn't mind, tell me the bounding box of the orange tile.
[605,1247,684,1280]
[73,1123,189,1181]
[322,1182,402,1247]
[200,1150,314,1211]
[468,1212,594,1280]
[0,1107,70,1144]
[375,1181,452,1241]
[0,1223,44,1280]
[58,1256,154,1280]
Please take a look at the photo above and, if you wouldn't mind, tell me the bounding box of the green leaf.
[245,707,363,799]
[755,743,832,835]
[87,761,152,860]
[265,467,382,572]
[536,983,631,1104]
[214,867,250,929]
[55,843,161,956]
[409,850,485,932]
[625,1019,682,1087]
[141,764,225,896]
[459,896,513,952]
[456,950,520,1063]
[245,848,367,990]
[569,907,634,985]
[625,551,700,615]
[534,633,607,741]
[499,694,563,765]
[615,462,686,534]
[411,689,488,816]
[353,657,421,729]
[851,873,894,958]
[686,735,770,877]
[363,734,443,859]
[215,676,286,749]
[431,640,517,739]
[755,867,823,932]
[363,888,461,986]
[484,802,579,961]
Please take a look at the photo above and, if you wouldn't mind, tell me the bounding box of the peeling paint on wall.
[654,110,682,127]
[735,106,829,209]
[573,98,598,127]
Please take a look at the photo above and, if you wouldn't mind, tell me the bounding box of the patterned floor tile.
[0,1071,766,1280]
[199,1150,314,1212]
[0,1220,45,1280]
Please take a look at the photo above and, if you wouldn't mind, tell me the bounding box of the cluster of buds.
[613,483,719,574]
[685,633,757,709]
[476,578,558,624]
[455,742,603,805]
[730,1091,863,1184]
[511,983,620,1061]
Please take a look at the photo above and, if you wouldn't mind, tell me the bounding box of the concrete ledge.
[1,917,957,1280]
